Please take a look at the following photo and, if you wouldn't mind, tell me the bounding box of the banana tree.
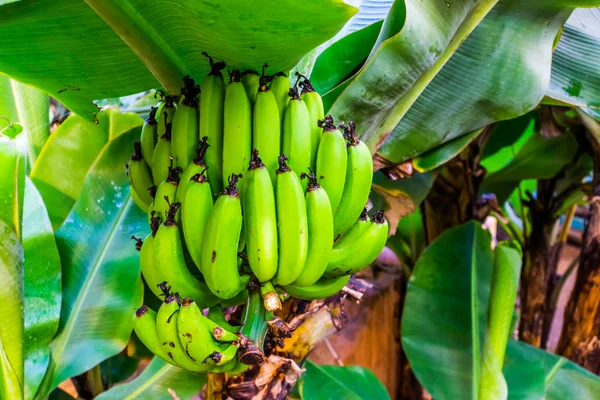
[2,0,600,399]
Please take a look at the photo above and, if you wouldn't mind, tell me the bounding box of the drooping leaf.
[402,221,493,400]
[97,357,205,400]
[546,8,600,109]
[413,129,482,172]
[30,108,142,230]
[506,340,600,400]
[481,111,537,160]
[480,132,578,203]
[310,21,384,95]
[10,80,50,165]
[23,178,61,400]
[329,0,600,165]
[35,128,147,397]
[337,0,393,35]
[502,345,545,400]
[299,360,390,400]
[0,218,24,399]
[0,0,355,119]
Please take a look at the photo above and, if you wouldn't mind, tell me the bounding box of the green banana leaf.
[35,128,147,398]
[299,360,390,400]
[481,111,537,162]
[23,178,61,400]
[30,108,142,230]
[0,76,19,131]
[401,221,494,399]
[546,8,600,109]
[502,346,545,400]
[9,81,50,165]
[413,129,482,172]
[0,131,26,237]
[480,131,578,203]
[0,218,24,400]
[97,357,205,400]
[328,0,600,164]
[0,0,355,119]
[505,340,600,399]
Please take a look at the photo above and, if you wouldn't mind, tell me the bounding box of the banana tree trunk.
[556,135,600,373]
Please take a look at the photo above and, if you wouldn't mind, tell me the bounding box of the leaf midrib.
[125,361,172,400]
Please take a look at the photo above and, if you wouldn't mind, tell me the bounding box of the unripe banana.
[128,141,155,207]
[154,202,219,306]
[270,72,290,122]
[171,76,200,169]
[181,168,213,272]
[284,275,350,301]
[140,106,158,168]
[333,122,373,238]
[130,184,149,212]
[282,88,311,183]
[273,155,307,286]
[152,115,174,186]
[157,96,176,139]
[154,159,181,224]
[292,171,334,287]
[177,298,239,370]
[200,53,226,195]
[241,70,259,106]
[132,305,173,364]
[333,207,369,248]
[297,73,325,170]
[156,295,206,371]
[252,65,281,184]
[325,210,388,277]
[316,116,347,212]
[202,174,250,299]
[223,70,252,192]
[138,214,164,299]
[243,151,278,283]
[208,306,241,333]
[177,136,209,204]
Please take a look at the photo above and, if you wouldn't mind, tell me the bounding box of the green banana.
[154,159,181,224]
[128,141,155,207]
[156,296,206,371]
[252,64,281,183]
[171,76,200,169]
[138,213,165,299]
[152,119,173,186]
[200,53,226,196]
[315,115,347,212]
[177,298,239,370]
[273,155,307,286]
[243,151,278,283]
[130,184,149,212]
[284,275,350,301]
[297,73,325,170]
[333,121,373,239]
[132,305,173,364]
[333,207,369,248]
[140,106,158,168]
[222,70,252,192]
[208,305,241,333]
[292,171,334,287]
[177,136,209,204]
[241,70,260,106]
[181,168,213,272]
[154,202,219,306]
[270,72,290,122]
[282,88,311,182]
[202,174,250,299]
[325,210,388,278]
[157,96,176,139]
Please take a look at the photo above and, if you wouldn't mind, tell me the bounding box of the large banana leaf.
[0,0,355,119]
[97,358,205,400]
[23,178,61,400]
[0,219,24,400]
[0,131,26,237]
[299,360,390,400]
[35,128,147,397]
[0,76,19,131]
[328,0,600,165]
[402,221,494,399]
[30,108,142,230]
[546,7,600,108]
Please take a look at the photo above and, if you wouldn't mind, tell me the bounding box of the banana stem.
[86,364,104,397]
[206,373,225,400]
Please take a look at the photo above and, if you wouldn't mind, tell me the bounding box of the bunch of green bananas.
[133,286,269,374]
[126,55,389,309]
